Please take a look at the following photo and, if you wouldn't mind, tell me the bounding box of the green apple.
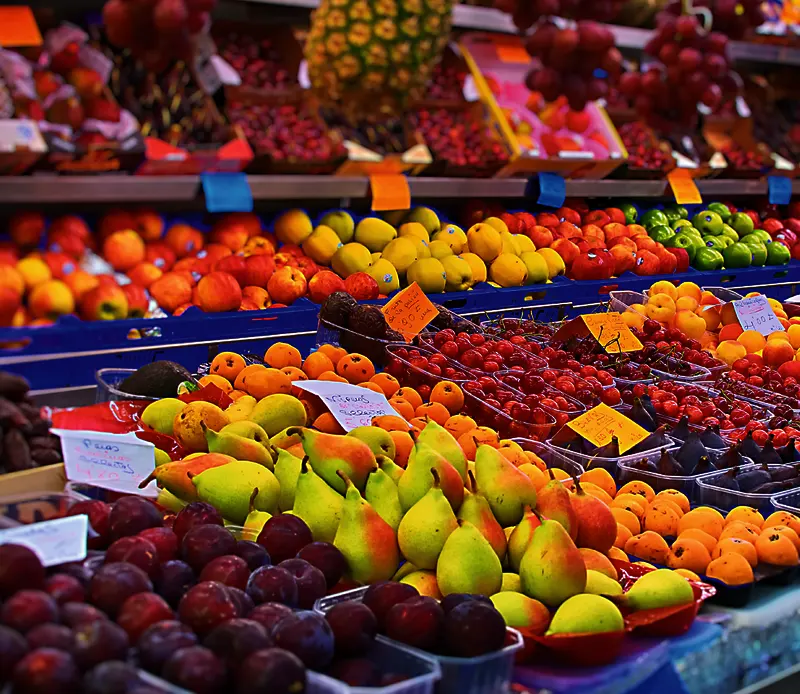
[740,236,768,266]
[640,209,669,229]
[703,236,729,251]
[666,232,699,262]
[751,229,772,244]
[720,224,739,242]
[730,212,755,237]
[707,202,732,222]
[766,242,791,266]
[693,247,724,271]
[649,225,675,244]
[722,242,752,269]
[671,219,694,231]
[692,210,724,236]
[619,203,638,224]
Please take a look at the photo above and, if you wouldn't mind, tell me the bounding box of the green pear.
[269,427,302,449]
[490,591,549,629]
[623,569,694,610]
[219,420,270,442]
[458,470,506,562]
[141,398,185,436]
[243,489,272,533]
[398,442,463,512]
[398,468,458,569]
[520,519,586,607]
[585,570,622,596]
[347,426,396,460]
[202,422,274,468]
[365,466,402,531]
[501,573,521,592]
[274,448,303,512]
[224,395,257,423]
[190,461,280,524]
[156,488,187,513]
[436,520,503,597]
[320,210,355,243]
[154,448,171,467]
[334,471,399,584]
[251,394,307,437]
[416,420,467,482]
[546,594,624,635]
[392,562,419,581]
[535,469,578,540]
[377,455,404,485]
[474,445,537,527]
[287,427,376,493]
[507,506,542,572]
[293,458,343,543]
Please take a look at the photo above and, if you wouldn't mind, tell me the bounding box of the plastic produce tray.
[771,488,800,516]
[513,438,585,477]
[544,437,677,480]
[314,587,522,694]
[695,463,794,513]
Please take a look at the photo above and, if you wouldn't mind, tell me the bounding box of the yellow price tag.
[381,282,439,341]
[581,312,643,353]
[567,403,650,454]
[369,174,410,212]
[667,169,702,205]
[0,7,42,47]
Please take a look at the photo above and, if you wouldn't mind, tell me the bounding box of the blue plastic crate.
[0,300,320,391]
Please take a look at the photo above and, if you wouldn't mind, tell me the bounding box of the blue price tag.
[528,172,566,208]
[201,173,253,213]
[768,176,792,206]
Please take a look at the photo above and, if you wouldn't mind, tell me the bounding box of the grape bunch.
[495,0,626,30]
[664,0,765,40]
[524,20,622,111]
[618,12,739,129]
[101,0,216,72]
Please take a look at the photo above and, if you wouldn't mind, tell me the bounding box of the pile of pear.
[142,411,698,639]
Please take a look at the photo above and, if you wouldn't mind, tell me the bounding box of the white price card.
[294,381,408,432]
[0,515,88,567]
[52,430,158,496]
[732,295,784,336]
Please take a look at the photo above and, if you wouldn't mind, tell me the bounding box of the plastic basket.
[715,374,800,415]
[384,344,472,391]
[695,463,795,513]
[494,370,588,428]
[314,588,522,694]
[418,332,547,375]
[771,488,800,515]
[649,357,712,383]
[462,389,557,442]
[0,489,87,529]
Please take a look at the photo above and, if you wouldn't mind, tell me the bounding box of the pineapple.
[305,0,454,112]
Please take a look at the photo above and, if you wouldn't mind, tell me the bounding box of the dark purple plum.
[0,545,45,597]
[203,618,272,665]
[444,600,506,657]
[60,603,107,629]
[82,661,139,694]
[177,581,238,637]
[1,590,59,633]
[156,560,196,608]
[362,582,419,631]
[256,515,312,564]
[271,612,334,670]
[226,587,254,617]
[181,525,237,572]
[108,497,163,541]
[105,537,160,579]
[236,648,306,694]
[137,527,179,563]
[327,658,381,686]
[12,648,80,694]
[248,602,294,633]
[71,619,129,670]
[26,624,74,652]
[67,501,111,549]
[117,593,174,642]
[246,566,298,607]
[44,574,85,605]
[235,540,270,571]
[325,602,377,656]
[296,542,346,589]
[199,555,250,590]
[88,563,153,617]
[172,503,224,542]
[278,558,326,609]
[440,593,493,615]
[0,625,29,680]
[162,646,227,694]
[384,596,444,652]
[136,620,198,674]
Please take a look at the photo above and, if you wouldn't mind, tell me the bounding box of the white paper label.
[52,429,158,497]
[0,515,88,567]
[733,295,784,336]
[210,55,241,86]
[294,381,408,431]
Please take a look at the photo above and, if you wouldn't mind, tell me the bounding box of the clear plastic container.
[314,588,522,694]
[715,374,800,415]
[462,389,557,442]
[771,488,800,515]
[494,370,588,427]
[649,357,712,383]
[513,438,585,478]
[695,463,795,513]
[608,290,648,320]
[0,489,88,528]
[701,287,744,302]
[545,437,677,480]
[95,368,159,403]
[384,343,472,391]
[418,332,546,375]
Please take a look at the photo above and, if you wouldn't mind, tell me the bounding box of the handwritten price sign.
[0,515,87,567]
[295,381,409,432]
[732,296,784,337]
[382,283,439,341]
[567,403,649,454]
[582,312,643,353]
[52,430,158,497]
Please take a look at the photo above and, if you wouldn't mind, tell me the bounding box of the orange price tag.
[581,312,642,353]
[381,282,439,341]
[369,174,410,212]
[667,169,702,205]
[567,403,649,454]
[0,7,42,47]
[495,42,530,64]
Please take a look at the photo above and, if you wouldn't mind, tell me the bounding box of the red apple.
[80,284,129,321]
[122,283,149,318]
[344,272,379,300]
[609,245,636,275]
[527,225,554,248]
[308,270,346,303]
[633,250,661,276]
[550,238,581,266]
[195,272,243,313]
[666,247,690,273]
[213,255,248,287]
[294,256,319,281]
[775,229,797,248]
[784,218,800,235]
[241,286,271,309]
[499,213,523,234]
[654,247,678,274]
[145,242,177,271]
[583,210,611,227]
[9,212,46,247]
[556,207,581,226]
[537,212,560,228]
[242,254,275,288]
[762,218,784,235]
[267,266,307,305]
[556,221,581,239]
[515,212,536,235]
[570,250,614,280]
[604,208,626,224]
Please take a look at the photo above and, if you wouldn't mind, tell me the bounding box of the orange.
[667,537,712,574]
[763,511,800,535]
[706,553,754,585]
[764,525,800,552]
[415,402,450,426]
[318,370,348,383]
[649,497,685,519]
[234,364,266,391]
[390,430,414,468]
[678,509,724,539]
[725,506,764,528]
[719,521,760,544]
[430,381,465,414]
[359,381,385,394]
[317,343,347,366]
[617,481,655,503]
[458,426,499,460]
[313,412,345,434]
[444,414,477,440]
[243,368,292,399]
[389,397,415,420]
[197,374,232,393]
[336,354,375,384]
[281,366,308,383]
[755,531,799,566]
[654,489,690,514]
[395,387,423,411]
[302,351,334,379]
[370,373,401,398]
[737,329,766,354]
[643,505,680,537]
[264,342,302,369]
[210,351,246,382]
[712,538,758,567]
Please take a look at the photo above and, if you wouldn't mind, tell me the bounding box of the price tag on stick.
[382,282,438,341]
[768,176,792,205]
[567,403,649,454]
[370,175,410,212]
[667,169,702,205]
[294,381,408,432]
[581,312,643,353]
[732,295,784,336]
[0,7,42,47]
[202,173,253,213]
[531,172,566,208]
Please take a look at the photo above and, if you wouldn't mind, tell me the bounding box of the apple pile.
[102,0,216,72]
